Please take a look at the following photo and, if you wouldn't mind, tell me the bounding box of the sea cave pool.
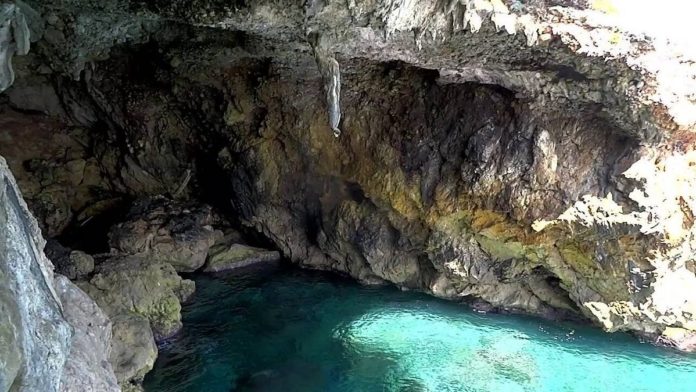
[143,265,696,392]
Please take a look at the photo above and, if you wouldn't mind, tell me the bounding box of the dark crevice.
[56,198,133,254]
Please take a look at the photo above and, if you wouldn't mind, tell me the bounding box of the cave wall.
[0,157,118,392]
[177,57,640,322]
[0,155,71,392]
[1,41,642,322]
[1,0,696,358]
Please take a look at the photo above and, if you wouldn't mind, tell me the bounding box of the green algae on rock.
[204,241,280,273]
[79,255,195,342]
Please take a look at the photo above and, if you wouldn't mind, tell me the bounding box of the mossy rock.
[204,242,280,272]
[109,313,157,384]
[79,255,194,341]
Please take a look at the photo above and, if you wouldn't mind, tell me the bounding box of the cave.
[2,1,696,391]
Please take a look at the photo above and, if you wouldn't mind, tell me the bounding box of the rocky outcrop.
[0,155,69,391]
[0,1,42,92]
[205,239,281,273]
[1,0,696,352]
[0,156,117,392]
[109,313,157,390]
[79,254,195,342]
[0,106,115,237]
[108,198,219,272]
[75,253,195,388]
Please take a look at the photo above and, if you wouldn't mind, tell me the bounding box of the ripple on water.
[144,267,696,392]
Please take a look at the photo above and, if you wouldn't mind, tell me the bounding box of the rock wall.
[0,155,71,391]
[1,0,696,354]
[0,156,118,392]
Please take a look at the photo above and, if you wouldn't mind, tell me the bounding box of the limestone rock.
[204,241,280,273]
[81,256,195,340]
[0,156,70,392]
[55,275,119,392]
[6,76,65,116]
[108,198,218,272]
[3,0,696,353]
[0,1,43,92]
[659,327,696,353]
[66,250,95,278]
[79,254,195,342]
[0,108,114,236]
[1,156,116,391]
[109,312,157,385]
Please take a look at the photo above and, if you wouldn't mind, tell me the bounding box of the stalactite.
[308,32,342,137]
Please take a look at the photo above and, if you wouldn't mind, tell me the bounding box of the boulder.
[109,313,157,385]
[108,197,219,272]
[204,241,280,273]
[79,255,195,342]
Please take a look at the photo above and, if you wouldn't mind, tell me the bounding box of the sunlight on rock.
[536,150,696,341]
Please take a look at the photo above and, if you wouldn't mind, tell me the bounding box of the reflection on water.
[144,265,696,392]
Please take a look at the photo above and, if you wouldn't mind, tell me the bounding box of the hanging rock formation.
[309,31,342,136]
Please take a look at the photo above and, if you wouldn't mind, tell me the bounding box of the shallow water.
[143,265,696,392]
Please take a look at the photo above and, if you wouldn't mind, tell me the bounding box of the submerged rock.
[108,198,218,272]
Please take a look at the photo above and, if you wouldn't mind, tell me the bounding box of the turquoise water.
[143,265,696,392]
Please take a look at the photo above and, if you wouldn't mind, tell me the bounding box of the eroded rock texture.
[108,198,219,272]
[79,254,195,342]
[55,275,120,392]
[1,0,696,360]
[0,157,117,392]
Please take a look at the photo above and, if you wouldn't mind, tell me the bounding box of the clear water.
[143,265,696,392]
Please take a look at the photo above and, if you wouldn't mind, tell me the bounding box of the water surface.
[144,265,696,392]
